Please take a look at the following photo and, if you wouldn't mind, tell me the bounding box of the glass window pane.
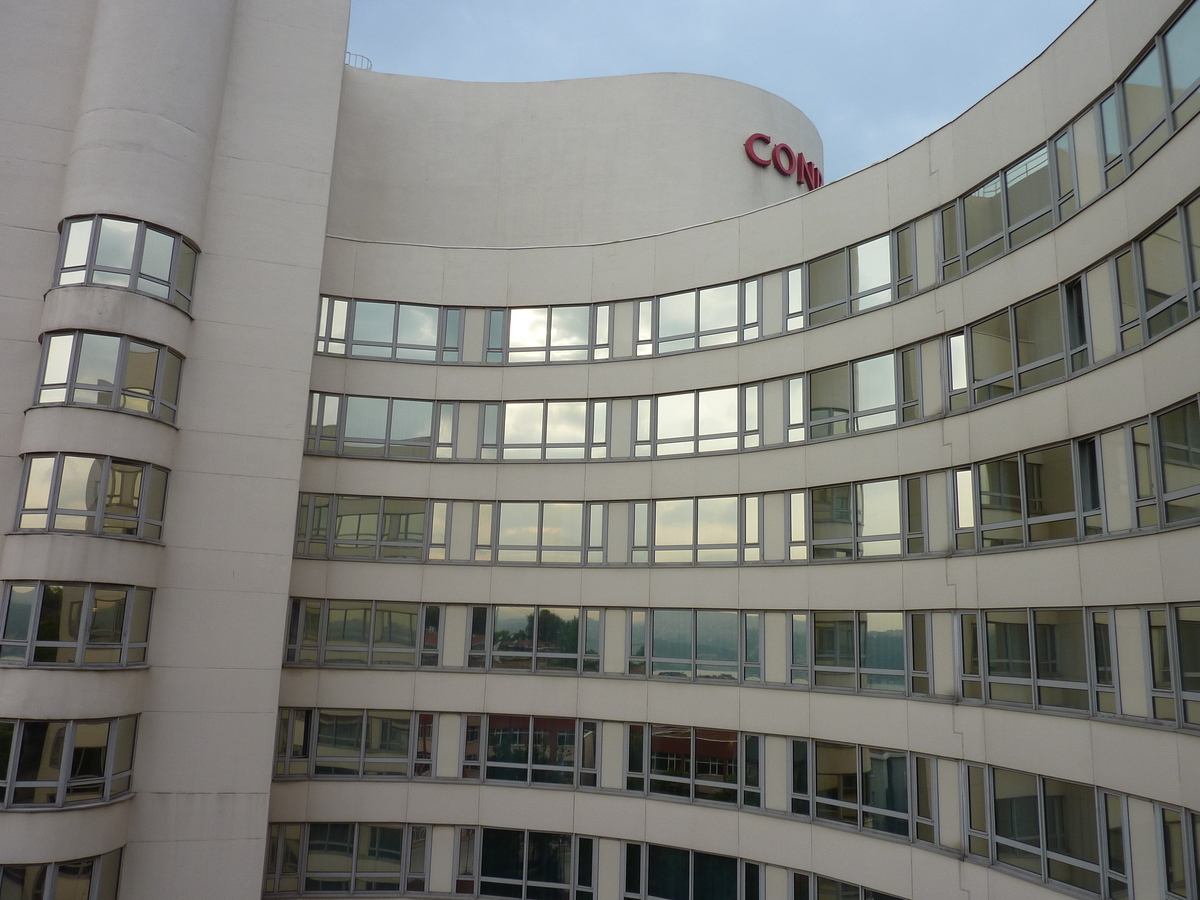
[1166,2,1200,101]
[858,479,900,536]
[122,342,159,402]
[656,394,695,441]
[809,251,847,307]
[140,228,174,281]
[390,400,433,442]
[1034,609,1087,684]
[1125,48,1166,140]
[504,403,544,445]
[815,741,858,804]
[498,504,539,547]
[1025,443,1076,517]
[1014,292,1064,367]
[1143,216,1186,305]
[698,388,737,435]
[94,218,138,269]
[42,334,74,386]
[698,284,737,331]
[654,499,694,546]
[537,608,579,655]
[964,177,1003,249]
[860,612,904,671]
[545,402,586,444]
[696,497,737,545]
[692,851,737,900]
[550,306,589,346]
[62,219,93,269]
[1043,778,1099,864]
[541,503,582,548]
[1005,146,1052,224]
[695,610,737,662]
[862,747,908,813]
[510,308,548,348]
[58,456,104,512]
[1177,606,1200,692]
[653,610,692,660]
[88,588,127,643]
[647,844,689,900]
[480,828,525,880]
[811,485,853,540]
[76,334,121,390]
[971,312,1013,382]
[850,236,891,293]
[526,832,572,885]
[344,397,388,440]
[493,607,535,652]
[353,301,395,343]
[397,304,439,346]
[810,365,849,421]
[993,768,1041,847]
[658,292,695,338]
[853,354,895,412]
[987,611,1031,678]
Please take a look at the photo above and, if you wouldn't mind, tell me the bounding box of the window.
[808,479,903,559]
[638,386,754,457]
[965,765,1128,897]
[294,494,434,561]
[0,717,136,808]
[316,296,463,361]
[466,605,602,673]
[1147,604,1200,728]
[461,715,597,786]
[456,828,595,900]
[306,393,445,459]
[958,609,1115,713]
[284,598,441,668]
[966,291,1067,404]
[17,454,167,540]
[788,611,930,696]
[264,823,430,895]
[1160,805,1200,900]
[636,284,749,355]
[625,724,759,807]
[474,502,593,564]
[643,496,759,564]
[274,709,434,779]
[0,582,151,667]
[789,739,929,841]
[792,873,903,900]
[36,332,182,423]
[56,215,197,311]
[0,850,123,900]
[1165,0,1200,128]
[623,842,754,900]
[498,400,603,460]
[1159,399,1200,523]
[801,236,895,326]
[491,304,612,362]
[627,609,762,681]
[955,443,1079,549]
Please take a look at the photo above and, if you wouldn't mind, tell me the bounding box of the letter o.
[771,143,797,176]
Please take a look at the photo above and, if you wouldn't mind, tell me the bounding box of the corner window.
[0,717,136,808]
[36,332,182,423]
[0,582,151,667]
[56,215,196,311]
[17,454,167,540]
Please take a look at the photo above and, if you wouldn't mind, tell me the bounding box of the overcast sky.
[347,0,1092,181]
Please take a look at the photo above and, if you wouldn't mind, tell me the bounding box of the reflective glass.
[545,402,586,444]
[498,504,539,548]
[1166,2,1200,101]
[656,394,694,441]
[698,388,737,435]
[993,768,1040,847]
[1178,606,1200,692]
[94,218,137,269]
[1014,291,1064,368]
[810,365,849,421]
[390,400,433,442]
[1044,779,1099,863]
[698,284,737,331]
[1124,48,1167,139]
[504,403,543,444]
[1005,146,1052,224]
[853,354,895,412]
[696,497,737,545]
[964,177,1003,249]
[850,236,891,293]
[860,612,904,671]
[344,397,388,441]
[1034,609,1087,683]
[652,610,692,660]
[353,302,395,342]
[509,308,548,348]
[550,306,589,346]
[1025,444,1076,516]
[695,610,737,662]
[396,304,439,346]
[857,480,900,536]
[140,228,174,281]
[1143,216,1186,305]
[809,251,847,307]
[654,499,694,547]
[62,219,93,269]
[971,311,1013,383]
[76,334,120,391]
[658,292,695,338]
[987,611,1032,678]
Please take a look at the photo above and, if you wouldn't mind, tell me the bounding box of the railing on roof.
[345,53,373,71]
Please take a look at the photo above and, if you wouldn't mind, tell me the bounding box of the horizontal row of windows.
[0,582,152,667]
[35,331,183,424]
[16,454,167,541]
[264,823,901,900]
[292,396,1200,563]
[316,196,1200,412]
[283,599,1200,731]
[267,712,1198,900]
[0,716,136,808]
[307,197,1200,465]
[54,215,196,312]
[312,4,1200,372]
[0,850,122,900]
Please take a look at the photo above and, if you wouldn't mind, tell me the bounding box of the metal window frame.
[266,821,429,896]
[283,597,442,669]
[0,716,136,810]
[0,580,151,668]
[55,214,196,312]
[275,707,428,780]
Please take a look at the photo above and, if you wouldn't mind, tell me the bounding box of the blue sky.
[347,0,1092,180]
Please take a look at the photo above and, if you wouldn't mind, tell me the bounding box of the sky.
[347,0,1093,181]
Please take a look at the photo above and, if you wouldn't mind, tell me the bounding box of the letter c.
[744,134,771,167]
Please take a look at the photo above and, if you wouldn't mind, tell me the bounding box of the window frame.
[0,716,137,809]
[0,581,152,668]
[283,597,442,668]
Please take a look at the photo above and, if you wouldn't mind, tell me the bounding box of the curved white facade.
[1,1,1199,899]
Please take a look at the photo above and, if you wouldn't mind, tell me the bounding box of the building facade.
[0,0,1199,898]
